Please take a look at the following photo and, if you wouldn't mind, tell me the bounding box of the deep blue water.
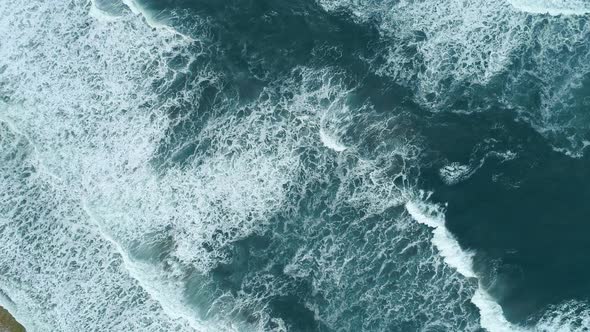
[1,0,590,331]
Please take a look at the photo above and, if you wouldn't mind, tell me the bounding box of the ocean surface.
[1,0,590,331]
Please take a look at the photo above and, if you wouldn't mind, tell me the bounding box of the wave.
[318,0,590,157]
[2,0,587,330]
[406,199,524,332]
[405,183,590,332]
[0,0,484,325]
[0,114,198,331]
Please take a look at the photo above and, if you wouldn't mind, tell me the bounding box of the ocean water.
[1,0,590,331]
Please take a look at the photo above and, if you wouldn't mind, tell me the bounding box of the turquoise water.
[1,0,590,331]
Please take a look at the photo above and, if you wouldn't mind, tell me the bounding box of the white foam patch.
[319,128,347,152]
[318,93,356,153]
[89,4,119,22]
[439,150,517,186]
[508,0,590,15]
[2,0,362,325]
[439,162,473,186]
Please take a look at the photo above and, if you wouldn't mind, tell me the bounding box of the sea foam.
[319,128,347,152]
[0,0,219,330]
[2,0,585,330]
[508,0,590,15]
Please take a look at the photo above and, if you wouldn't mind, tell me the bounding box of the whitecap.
[319,127,347,152]
[439,162,473,186]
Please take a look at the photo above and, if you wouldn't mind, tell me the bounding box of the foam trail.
[508,0,590,15]
[406,199,525,332]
